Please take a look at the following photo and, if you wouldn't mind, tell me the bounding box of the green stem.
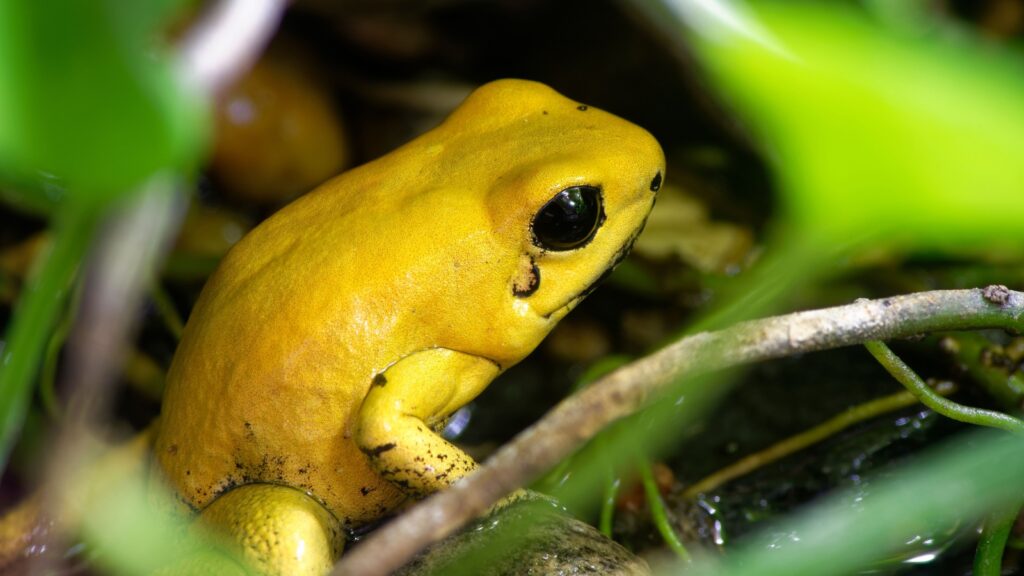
[0,205,100,472]
[974,500,1022,576]
[865,341,1024,434]
[598,473,619,538]
[638,458,690,562]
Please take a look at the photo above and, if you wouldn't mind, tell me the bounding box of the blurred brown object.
[978,0,1024,37]
[633,184,752,274]
[544,318,612,363]
[172,202,252,259]
[210,40,349,204]
[0,232,47,279]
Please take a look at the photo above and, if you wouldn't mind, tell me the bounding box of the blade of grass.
[974,501,1022,576]
[0,205,99,472]
[638,458,690,562]
[683,384,956,498]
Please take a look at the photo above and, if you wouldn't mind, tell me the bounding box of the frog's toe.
[196,483,344,576]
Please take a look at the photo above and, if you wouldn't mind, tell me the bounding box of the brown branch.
[333,287,1024,576]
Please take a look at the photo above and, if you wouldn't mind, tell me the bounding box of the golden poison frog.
[151,79,665,574]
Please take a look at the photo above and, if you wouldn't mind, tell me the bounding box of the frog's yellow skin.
[152,79,664,574]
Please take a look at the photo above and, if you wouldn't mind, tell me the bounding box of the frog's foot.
[195,483,345,576]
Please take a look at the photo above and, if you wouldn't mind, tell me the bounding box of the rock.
[394,492,649,576]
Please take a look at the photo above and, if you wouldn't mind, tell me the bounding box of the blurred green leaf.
[685,2,1024,249]
[0,2,206,472]
[0,0,204,204]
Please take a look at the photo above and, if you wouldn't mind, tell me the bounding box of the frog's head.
[462,80,665,323]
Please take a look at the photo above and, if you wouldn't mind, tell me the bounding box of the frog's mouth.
[543,224,644,320]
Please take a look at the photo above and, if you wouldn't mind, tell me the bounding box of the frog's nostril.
[649,172,662,192]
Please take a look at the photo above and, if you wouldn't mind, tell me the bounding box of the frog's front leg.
[356,348,500,498]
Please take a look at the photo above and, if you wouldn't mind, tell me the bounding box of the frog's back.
[153,145,517,526]
[153,182,411,526]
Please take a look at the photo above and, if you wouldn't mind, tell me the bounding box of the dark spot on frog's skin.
[650,172,662,192]
[542,110,549,115]
[512,259,541,298]
[366,443,396,457]
[372,373,387,388]
[360,486,375,496]
[186,470,191,476]
[177,494,200,513]
[167,444,178,455]
[577,104,588,111]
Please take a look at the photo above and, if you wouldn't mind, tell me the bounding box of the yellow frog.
[151,79,664,574]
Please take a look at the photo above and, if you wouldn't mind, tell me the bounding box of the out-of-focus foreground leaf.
[0,0,204,204]
[613,1,1024,574]
[679,1,1024,249]
[0,1,206,471]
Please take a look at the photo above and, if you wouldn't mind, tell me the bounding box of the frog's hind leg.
[197,483,344,576]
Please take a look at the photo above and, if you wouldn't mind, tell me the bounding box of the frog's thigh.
[197,484,345,576]
[356,348,500,498]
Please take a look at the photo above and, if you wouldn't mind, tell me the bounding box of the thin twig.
[333,287,1024,576]
[177,0,288,96]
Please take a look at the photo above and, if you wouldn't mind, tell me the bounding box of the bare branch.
[333,287,1024,576]
[177,0,288,96]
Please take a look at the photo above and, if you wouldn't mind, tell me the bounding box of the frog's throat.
[541,224,645,320]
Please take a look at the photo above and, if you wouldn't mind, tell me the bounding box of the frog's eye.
[531,186,604,251]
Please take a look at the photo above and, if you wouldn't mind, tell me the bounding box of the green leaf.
[687,2,1024,248]
[0,0,205,205]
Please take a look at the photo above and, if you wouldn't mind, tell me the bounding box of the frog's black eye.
[531,186,604,251]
